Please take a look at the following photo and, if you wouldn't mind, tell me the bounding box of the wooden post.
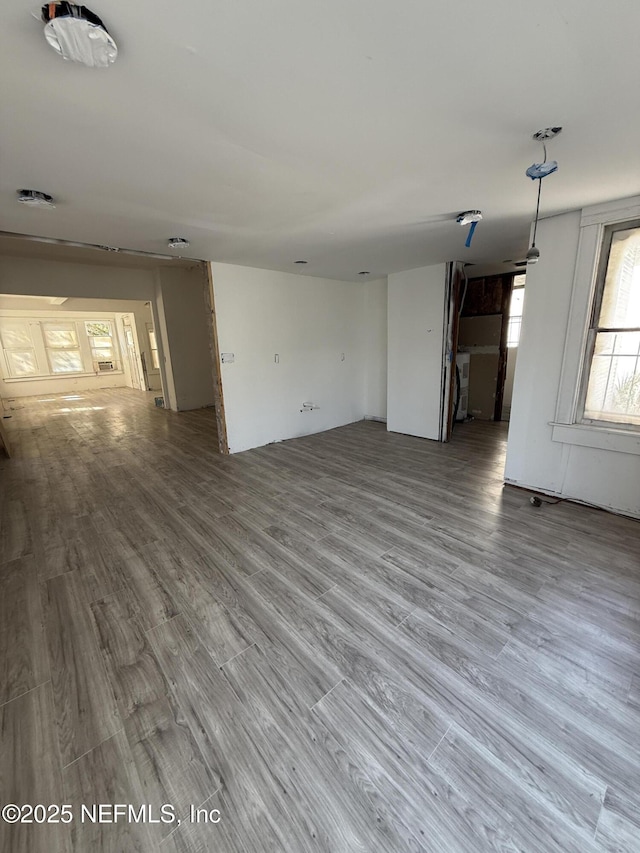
[0,399,10,458]
[202,263,229,455]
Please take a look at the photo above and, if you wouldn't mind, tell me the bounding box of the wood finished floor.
[1,388,639,853]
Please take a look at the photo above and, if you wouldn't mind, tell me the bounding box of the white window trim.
[551,194,640,454]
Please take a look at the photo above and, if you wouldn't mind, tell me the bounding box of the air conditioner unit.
[97,360,114,371]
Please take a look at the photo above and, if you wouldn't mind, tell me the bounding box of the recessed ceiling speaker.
[41,3,118,68]
[17,189,56,208]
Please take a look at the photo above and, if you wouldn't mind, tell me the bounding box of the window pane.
[43,326,78,348]
[89,336,113,348]
[584,331,640,425]
[507,282,525,348]
[599,226,640,329]
[509,288,525,317]
[148,327,160,368]
[48,350,83,374]
[506,316,522,348]
[85,321,112,337]
[6,350,38,376]
[0,323,32,349]
[92,348,114,360]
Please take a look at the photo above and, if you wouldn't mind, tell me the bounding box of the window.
[85,320,117,370]
[42,322,83,374]
[0,322,39,377]
[582,222,640,426]
[0,316,123,381]
[506,275,526,348]
[147,324,160,369]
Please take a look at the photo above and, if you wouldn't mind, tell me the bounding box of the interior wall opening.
[449,271,525,427]
[0,235,228,455]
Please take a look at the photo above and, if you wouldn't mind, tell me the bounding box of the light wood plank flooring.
[1,388,639,852]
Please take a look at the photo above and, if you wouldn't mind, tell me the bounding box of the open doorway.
[447,270,525,438]
[501,275,525,420]
[0,296,162,405]
[117,310,163,394]
[0,233,228,454]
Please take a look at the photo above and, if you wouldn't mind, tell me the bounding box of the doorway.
[446,271,524,437]
[119,313,145,391]
[501,275,526,420]
[0,232,229,454]
[0,296,163,407]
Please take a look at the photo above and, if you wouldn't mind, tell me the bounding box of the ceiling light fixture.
[294,260,308,264]
[41,2,118,68]
[456,210,483,247]
[525,127,562,265]
[167,237,190,250]
[358,271,370,275]
[17,189,56,208]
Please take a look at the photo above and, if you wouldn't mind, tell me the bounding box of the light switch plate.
[221,352,235,363]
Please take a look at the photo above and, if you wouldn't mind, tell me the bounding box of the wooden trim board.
[203,263,229,455]
[0,399,10,458]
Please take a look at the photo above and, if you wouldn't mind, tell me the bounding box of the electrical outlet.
[274,353,279,363]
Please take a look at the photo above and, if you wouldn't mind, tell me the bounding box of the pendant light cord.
[532,177,542,247]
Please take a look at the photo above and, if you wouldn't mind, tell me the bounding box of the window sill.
[550,422,640,455]
[2,371,124,383]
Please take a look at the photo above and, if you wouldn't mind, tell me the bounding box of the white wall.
[0,256,156,301]
[363,278,388,420]
[154,267,215,411]
[211,263,371,453]
[505,208,640,517]
[387,263,446,440]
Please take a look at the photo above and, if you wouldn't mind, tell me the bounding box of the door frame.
[439,262,465,441]
[120,313,145,391]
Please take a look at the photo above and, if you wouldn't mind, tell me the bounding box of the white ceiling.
[2,0,640,281]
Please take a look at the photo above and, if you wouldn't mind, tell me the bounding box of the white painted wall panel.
[211,263,368,453]
[387,264,446,440]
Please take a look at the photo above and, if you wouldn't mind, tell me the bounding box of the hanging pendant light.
[525,127,562,265]
[526,179,543,265]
